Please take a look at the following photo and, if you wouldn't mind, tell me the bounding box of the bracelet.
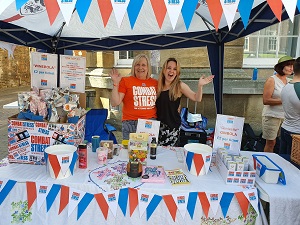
[113,83,119,87]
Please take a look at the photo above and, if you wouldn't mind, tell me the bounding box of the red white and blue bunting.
[0,178,260,221]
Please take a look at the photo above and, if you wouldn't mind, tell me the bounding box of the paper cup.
[44,145,78,179]
[184,143,212,176]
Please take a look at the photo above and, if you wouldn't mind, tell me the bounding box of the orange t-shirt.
[118,76,157,121]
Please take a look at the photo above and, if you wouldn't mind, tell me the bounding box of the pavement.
[0,86,122,160]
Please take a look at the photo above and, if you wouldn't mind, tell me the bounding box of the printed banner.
[206,192,221,216]
[36,182,52,210]
[244,189,259,215]
[60,55,86,93]
[138,190,154,218]
[103,190,119,217]
[213,114,244,155]
[173,193,188,219]
[68,188,85,217]
[30,52,58,90]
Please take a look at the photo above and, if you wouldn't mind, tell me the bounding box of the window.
[243,16,300,68]
[114,51,134,67]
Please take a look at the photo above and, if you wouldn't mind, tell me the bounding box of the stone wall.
[0,46,30,88]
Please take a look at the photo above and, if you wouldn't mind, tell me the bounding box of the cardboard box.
[8,114,86,165]
[216,153,256,186]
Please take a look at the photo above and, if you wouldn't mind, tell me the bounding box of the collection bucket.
[184,143,212,176]
[44,144,78,179]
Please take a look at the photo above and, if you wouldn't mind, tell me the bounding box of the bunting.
[206,0,223,31]
[220,0,240,30]
[198,192,210,218]
[0,179,17,205]
[97,0,113,27]
[146,194,162,221]
[150,0,167,29]
[77,193,94,220]
[44,0,60,25]
[118,188,129,216]
[238,0,255,28]
[127,0,144,29]
[187,192,198,219]
[163,194,177,221]
[206,192,221,216]
[0,0,14,18]
[235,191,249,219]
[75,0,93,23]
[267,0,283,21]
[173,193,189,219]
[181,0,198,30]
[94,193,109,220]
[281,0,297,23]
[111,0,130,28]
[46,184,61,212]
[68,188,85,217]
[128,188,138,216]
[164,0,184,30]
[36,182,52,210]
[220,192,234,218]
[59,185,69,214]
[15,0,27,10]
[26,181,37,210]
[138,190,154,218]
[56,0,78,26]
[103,190,119,217]
[244,189,259,215]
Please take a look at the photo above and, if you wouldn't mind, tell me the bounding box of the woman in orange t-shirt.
[110,54,158,140]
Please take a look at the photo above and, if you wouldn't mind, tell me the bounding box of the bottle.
[150,137,157,160]
[252,68,258,80]
[78,143,87,169]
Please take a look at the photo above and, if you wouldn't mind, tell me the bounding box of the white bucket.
[45,145,77,179]
[184,143,212,176]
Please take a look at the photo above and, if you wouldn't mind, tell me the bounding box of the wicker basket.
[291,135,300,165]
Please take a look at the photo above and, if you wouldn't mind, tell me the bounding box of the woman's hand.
[110,68,122,85]
[198,75,214,86]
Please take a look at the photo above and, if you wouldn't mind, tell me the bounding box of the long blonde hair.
[130,54,152,79]
[157,57,182,100]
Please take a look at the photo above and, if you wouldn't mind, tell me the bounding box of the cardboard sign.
[213,114,244,156]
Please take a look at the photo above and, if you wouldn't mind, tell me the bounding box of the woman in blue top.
[156,57,214,146]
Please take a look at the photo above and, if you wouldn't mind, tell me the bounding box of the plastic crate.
[291,135,300,166]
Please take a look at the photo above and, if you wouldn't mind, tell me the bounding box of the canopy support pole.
[207,38,224,115]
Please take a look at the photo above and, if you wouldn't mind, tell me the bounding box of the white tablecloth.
[242,151,300,225]
[0,147,264,225]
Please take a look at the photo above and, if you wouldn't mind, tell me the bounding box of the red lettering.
[31,136,50,145]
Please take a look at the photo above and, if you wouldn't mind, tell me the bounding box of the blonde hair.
[157,58,182,100]
[130,54,152,79]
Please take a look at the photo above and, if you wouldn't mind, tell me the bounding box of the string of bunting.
[0,178,260,221]
[0,0,298,31]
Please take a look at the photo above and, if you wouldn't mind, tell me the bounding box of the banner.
[60,55,86,93]
[30,52,58,89]
[213,114,244,155]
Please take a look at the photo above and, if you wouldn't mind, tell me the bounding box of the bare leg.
[264,139,276,152]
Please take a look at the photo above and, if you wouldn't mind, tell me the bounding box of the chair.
[84,109,117,144]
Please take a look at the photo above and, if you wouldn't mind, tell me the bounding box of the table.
[242,151,300,225]
[0,147,265,225]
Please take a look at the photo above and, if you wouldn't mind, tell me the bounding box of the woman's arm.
[263,77,282,105]
[181,75,214,102]
[110,68,125,106]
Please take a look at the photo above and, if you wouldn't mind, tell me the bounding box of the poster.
[30,52,58,89]
[213,114,244,155]
[60,55,86,93]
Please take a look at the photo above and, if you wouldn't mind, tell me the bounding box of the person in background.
[110,54,157,140]
[262,55,294,152]
[156,57,214,146]
[280,57,300,155]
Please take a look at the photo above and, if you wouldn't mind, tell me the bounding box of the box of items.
[8,114,85,165]
[128,133,149,165]
[216,148,256,186]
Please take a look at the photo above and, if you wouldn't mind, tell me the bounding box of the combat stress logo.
[132,86,156,110]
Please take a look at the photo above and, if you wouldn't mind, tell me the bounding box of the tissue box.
[252,154,286,184]
[7,114,85,165]
[216,153,256,186]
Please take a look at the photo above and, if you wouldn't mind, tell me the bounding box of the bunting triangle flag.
[281,0,297,23]
[163,194,178,221]
[150,0,167,29]
[118,188,129,216]
[75,0,92,23]
[146,194,162,221]
[0,0,14,17]
[173,193,189,219]
[138,190,154,218]
[198,192,210,218]
[46,184,61,212]
[56,0,78,26]
[44,0,60,25]
[15,0,27,10]
[243,189,259,215]
[0,179,17,205]
[111,0,130,28]
[219,192,234,218]
[206,192,221,216]
[181,0,198,30]
[298,1,300,11]
[187,192,198,219]
[77,193,94,220]
[238,0,255,29]
[48,154,60,179]
[164,0,184,30]
[267,0,282,21]
[36,182,53,211]
[103,190,119,217]
[94,193,109,220]
[220,0,240,30]
[68,188,85,217]
[128,188,138,216]
[194,153,205,176]
[26,181,37,210]
[127,0,144,29]
[235,191,249,219]
[59,185,70,214]
[97,0,113,27]
[206,0,223,31]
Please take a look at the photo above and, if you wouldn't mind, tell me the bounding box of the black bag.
[242,123,265,152]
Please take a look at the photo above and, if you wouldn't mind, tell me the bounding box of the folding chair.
[84,109,117,144]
